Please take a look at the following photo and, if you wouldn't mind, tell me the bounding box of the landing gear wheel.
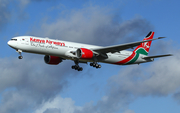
[72,65,75,69]
[90,62,101,69]
[96,64,101,68]
[78,67,83,71]
[74,65,79,70]
[90,63,93,66]
[18,56,23,59]
[93,63,96,67]
[72,64,83,71]
[95,63,99,67]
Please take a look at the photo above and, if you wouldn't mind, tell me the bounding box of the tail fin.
[133,31,154,56]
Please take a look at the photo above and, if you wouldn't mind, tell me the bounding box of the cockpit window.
[11,39,17,41]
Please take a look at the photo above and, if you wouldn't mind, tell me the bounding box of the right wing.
[92,37,165,54]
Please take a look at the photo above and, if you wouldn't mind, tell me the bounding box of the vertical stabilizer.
[133,31,154,56]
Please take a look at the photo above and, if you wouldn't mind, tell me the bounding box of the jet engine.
[44,55,62,65]
[76,48,94,59]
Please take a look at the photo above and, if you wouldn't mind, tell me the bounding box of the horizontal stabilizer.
[143,54,172,59]
[157,37,166,39]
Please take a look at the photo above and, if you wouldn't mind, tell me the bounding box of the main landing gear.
[72,61,101,71]
[72,65,83,71]
[71,61,83,71]
[16,49,23,59]
[90,62,101,68]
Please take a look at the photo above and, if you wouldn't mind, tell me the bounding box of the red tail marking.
[134,32,154,53]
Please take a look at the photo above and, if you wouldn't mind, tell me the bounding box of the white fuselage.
[8,36,148,65]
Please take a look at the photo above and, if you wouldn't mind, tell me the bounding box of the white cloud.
[0,56,71,113]
[123,110,135,113]
[34,95,82,113]
[108,52,180,97]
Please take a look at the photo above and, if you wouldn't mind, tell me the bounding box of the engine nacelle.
[76,48,94,59]
[44,55,62,65]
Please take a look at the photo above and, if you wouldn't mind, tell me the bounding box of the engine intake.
[76,48,94,59]
[44,55,62,65]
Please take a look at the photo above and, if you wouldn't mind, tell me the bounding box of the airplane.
[7,31,172,71]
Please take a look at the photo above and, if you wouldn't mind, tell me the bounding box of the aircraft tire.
[18,56,23,59]
[78,67,83,71]
[93,63,96,67]
[72,65,75,69]
[90,63,93,66]
[74,65,79,70]
[95,63,99,67]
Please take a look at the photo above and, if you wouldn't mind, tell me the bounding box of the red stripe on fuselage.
[114,52,136,65]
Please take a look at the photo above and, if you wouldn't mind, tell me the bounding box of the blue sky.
[1,0,180,113]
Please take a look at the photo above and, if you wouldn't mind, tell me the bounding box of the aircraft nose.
[7,40,11,46]
[7,40,17,48]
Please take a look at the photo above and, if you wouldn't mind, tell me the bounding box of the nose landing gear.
[16,50,23,59]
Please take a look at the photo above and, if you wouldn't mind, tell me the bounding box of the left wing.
[92,37,165,54]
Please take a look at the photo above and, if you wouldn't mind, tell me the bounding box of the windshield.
[11,39,17,41]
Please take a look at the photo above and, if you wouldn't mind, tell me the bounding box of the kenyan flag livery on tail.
[133,31,154,56]
[116,31,154,65]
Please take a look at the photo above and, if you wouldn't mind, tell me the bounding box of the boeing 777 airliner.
[8,31,172,71]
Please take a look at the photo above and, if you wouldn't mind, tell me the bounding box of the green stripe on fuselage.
[125,48,148,64]
[125,53,139,64]
[135,48,148,55]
